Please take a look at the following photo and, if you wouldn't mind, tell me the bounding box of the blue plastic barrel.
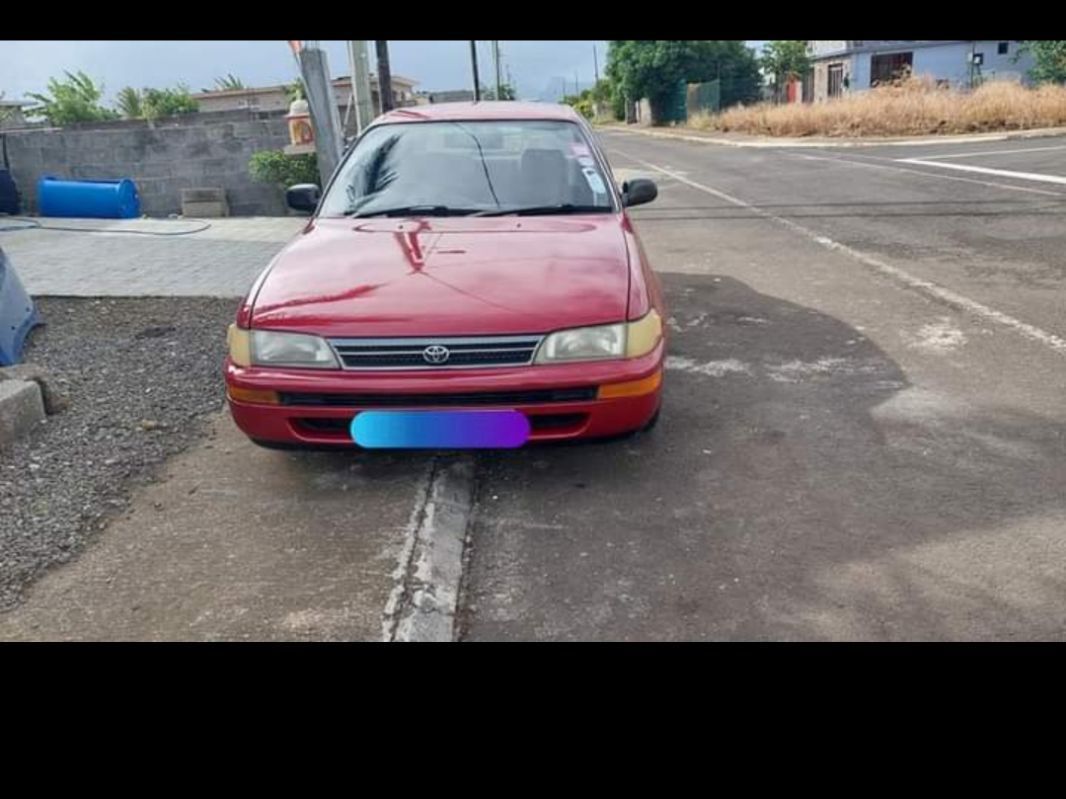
[37,175,140,219]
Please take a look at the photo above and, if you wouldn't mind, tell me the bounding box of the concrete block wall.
[4,110,293,217]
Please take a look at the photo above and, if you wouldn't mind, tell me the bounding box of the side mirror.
[286,183,320,214]
[622,178,658,208]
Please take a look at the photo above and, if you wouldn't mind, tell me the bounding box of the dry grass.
[688,75,1066,138]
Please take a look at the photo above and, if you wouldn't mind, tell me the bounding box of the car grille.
[293,413,589,435]
[279,387,597,407]
[328,335,543,370]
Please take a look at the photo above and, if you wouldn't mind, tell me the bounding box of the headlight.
[227,325,339,368]
[534,310,662,364]
[535,323,625,363]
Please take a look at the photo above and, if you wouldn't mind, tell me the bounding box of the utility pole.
[348,40,374,134]
[375,40,393,114]
[593,44,599,84]
[470,41,481,102]
[296,43,344,186]
[493,40,502,99]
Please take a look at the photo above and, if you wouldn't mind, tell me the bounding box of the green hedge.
[248,150,319,188]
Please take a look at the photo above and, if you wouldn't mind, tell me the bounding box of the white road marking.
[896,157,1066,186]
[615,148,1066,356]
[792,152,1065,197]
[912,144,1066,160]
[906,318,967,354]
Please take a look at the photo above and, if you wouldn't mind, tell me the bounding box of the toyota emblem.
[422,344,450,365]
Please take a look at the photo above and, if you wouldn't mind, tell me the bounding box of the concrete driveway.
[2,132,1065,640]
[1,216,306,296]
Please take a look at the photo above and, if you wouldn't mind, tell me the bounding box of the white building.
[808,41,1036,102]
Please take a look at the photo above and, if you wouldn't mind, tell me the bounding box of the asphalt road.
[459,131,1066,640]
[4,132,1065,641]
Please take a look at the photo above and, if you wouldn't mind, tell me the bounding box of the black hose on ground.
[0,215,213,235]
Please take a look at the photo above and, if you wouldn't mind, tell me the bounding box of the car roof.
[371,101,584,125]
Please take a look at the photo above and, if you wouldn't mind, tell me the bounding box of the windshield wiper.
[347,205,483,218]
[475,204,611,217]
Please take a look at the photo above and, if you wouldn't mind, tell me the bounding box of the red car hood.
[250,215,633,337]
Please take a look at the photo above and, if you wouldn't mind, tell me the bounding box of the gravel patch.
[0,297,236,610]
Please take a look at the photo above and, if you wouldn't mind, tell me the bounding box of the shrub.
[688,75,1066,137]
[141,86,198,120]
[117,85,199,121]
[249,150,319,188]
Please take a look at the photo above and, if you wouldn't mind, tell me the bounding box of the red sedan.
[225,102,665,448]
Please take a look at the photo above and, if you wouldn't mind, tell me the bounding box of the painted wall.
[812,57,855,103]
[855,41,1035,90]
[5,109,292,217]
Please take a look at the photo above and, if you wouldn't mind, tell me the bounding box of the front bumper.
[224,341,664,447]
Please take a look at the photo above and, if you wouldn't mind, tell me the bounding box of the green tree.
[482,83,517,100]
[606,41,761,122]
[562,88,594,119]
[1019,41,1066,84]
[116,86,143,119]
[25,71,118,125]
[214,74,245,91]
[116,85,198,121]
[688,41,762,108]
[760,40,811,101]
[141,86,198,120]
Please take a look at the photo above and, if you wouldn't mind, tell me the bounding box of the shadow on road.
[463,273,1066,641]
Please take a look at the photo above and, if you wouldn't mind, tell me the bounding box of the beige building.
[191,74,418,130]
[0,100,28,130]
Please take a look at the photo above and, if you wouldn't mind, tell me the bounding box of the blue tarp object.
[0,247,40,366]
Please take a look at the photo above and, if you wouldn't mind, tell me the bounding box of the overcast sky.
[1,40,767,104]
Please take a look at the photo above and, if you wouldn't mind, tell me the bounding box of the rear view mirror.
[622,178,658,208]
[286,183,320,214]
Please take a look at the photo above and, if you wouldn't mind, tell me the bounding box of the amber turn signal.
[227,386,280,405]
[597,370,663,399]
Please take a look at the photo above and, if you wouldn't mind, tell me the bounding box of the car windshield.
[318,119,616,217]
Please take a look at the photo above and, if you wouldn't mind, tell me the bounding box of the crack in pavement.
[384,455,478,642]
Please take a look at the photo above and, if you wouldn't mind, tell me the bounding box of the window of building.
[870,51,914,86]
[998,42,1009,55]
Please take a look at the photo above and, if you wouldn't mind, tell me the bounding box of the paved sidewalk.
[0,216,306,297]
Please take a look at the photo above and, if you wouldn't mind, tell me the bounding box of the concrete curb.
[0,364,69,415]
[0,379,45,448]
[596,124,1066,149]
[386,456,477,642]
